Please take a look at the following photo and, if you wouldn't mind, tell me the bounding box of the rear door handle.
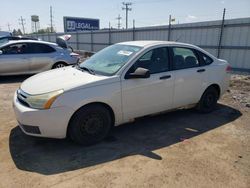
[197,69,206,73]
[160,75,171,80]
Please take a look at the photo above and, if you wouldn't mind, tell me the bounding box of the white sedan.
[13,41,231,145]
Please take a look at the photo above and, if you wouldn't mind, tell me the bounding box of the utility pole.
[116,14,122,29]
[168,15,171,41]
[50,6,53,32]
[7,23,11,32]
[19,16,26,34]
[217,8,226,58]
[168,15,175,41]
[122,2,132,29]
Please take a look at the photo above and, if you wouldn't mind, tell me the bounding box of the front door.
[0,43,29,75]
[121,47,175,122]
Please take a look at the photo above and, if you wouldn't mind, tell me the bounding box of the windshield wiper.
[78,65,95,75]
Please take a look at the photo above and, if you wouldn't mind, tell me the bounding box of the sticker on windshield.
[117,50,133,56]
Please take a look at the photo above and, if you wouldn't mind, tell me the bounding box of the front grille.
[19,124,41,134]
[17,89,30,107]
[17,96,30,107]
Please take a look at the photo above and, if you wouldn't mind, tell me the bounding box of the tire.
[68,104,112,145]
[52,62,67,69]
[196,86,219,113]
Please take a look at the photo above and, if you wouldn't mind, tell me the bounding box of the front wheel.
[196,87,219,113]
[68,104,112,145]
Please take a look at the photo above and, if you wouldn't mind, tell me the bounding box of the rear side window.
[197,51,213,65]
[172,47,199,70]
[27,43,56,53]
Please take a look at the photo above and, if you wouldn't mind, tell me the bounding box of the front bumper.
[13,92,75,139]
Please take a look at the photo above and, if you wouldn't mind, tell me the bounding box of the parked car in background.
[13,41,231,145]
[0,36,38,46]
[0,39,79,75]
[0,31,11,37]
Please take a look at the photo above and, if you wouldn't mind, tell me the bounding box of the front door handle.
[160,75,171,80]
[197,69,206,73]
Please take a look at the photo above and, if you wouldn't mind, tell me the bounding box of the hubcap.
[81,114,103,135]
[204,93,215,108]
[56,64,65,68]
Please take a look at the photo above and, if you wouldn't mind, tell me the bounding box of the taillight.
[71,54,80,58]
[226,65,232,73]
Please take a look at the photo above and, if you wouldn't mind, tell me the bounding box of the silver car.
[0,39,79,75]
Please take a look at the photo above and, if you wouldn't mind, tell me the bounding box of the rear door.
[0,43,29,75]
[25,43,56,73]
[170,47,207,108]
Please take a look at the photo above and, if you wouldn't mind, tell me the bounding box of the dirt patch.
[0,73,249,188]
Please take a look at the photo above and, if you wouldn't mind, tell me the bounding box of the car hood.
[21,66,119,95]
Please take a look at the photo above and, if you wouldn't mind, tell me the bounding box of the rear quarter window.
[197,51,213,65]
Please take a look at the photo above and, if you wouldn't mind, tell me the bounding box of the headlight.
[26,90,64,109]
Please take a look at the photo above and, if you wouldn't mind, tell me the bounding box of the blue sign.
[63,17,100,32]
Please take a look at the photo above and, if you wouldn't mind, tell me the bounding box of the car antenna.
[175,35,183,42]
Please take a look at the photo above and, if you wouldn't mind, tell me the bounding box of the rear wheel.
[196,86,219,113]
[68,104,112,145]
[52,62,67,69]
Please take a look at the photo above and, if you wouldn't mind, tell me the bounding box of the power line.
[116,14,122,29]
[19,16,26,34]
[122,2,132,29]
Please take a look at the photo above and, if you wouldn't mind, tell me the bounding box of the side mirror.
[0,50,2,55]
[126,67,150,79]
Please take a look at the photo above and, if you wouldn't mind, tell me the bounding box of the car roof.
[1,40,57,46]
[118,40,217,59]
[118,40,197,48]
[0,36,37,40]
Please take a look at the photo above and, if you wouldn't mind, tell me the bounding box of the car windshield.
[79,44,142,76]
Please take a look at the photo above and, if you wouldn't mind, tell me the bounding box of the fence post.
[76,31,79,50]
[54,32,58,43]
[217,8,226,58]
[109,22,111,45]
[91,30,94,52]
[133,19,135,41]
[168,15,172,41]
[48,32,51,42]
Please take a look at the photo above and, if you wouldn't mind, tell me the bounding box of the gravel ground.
[0,73,249,188]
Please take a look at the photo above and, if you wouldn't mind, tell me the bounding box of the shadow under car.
[9,103,241,175]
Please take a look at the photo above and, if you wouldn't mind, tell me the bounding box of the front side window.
[80,44,142,76]
[1,43,28,55]
[172,47,199,70]
[128,47,169,74]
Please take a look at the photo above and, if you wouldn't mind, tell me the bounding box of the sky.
[0,0,249,33]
